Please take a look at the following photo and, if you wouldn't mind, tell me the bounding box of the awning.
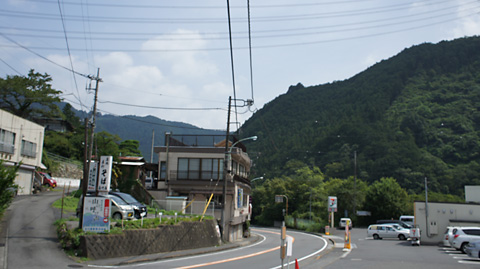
[120,161,145,166]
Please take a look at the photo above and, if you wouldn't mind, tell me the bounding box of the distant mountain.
[94,114,223,162]
[240,36,480,196]
[59,103,224,162]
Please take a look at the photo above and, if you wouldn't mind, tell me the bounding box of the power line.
[0,58,22,75]
[57,0,84,112]
[97,100,226,111]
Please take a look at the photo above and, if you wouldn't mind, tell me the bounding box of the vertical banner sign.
[83,197,110,233]
[328,196,337,212]
[87,162,98,192]
[237,188,243,208]
[97,156,113,194]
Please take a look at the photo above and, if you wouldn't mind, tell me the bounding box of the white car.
[339,218,352,229]
[367,224,409,240]
[451,227,480,253]
[443,227,455,247]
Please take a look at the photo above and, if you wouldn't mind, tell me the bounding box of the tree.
[62,103,81,129]
[0,160,19,213]
[95,131,121,158]
[364,177,409,220]
[119,140,142,157]
[0,69,62,120]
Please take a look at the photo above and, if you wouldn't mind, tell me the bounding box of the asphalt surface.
[1,190,338,268]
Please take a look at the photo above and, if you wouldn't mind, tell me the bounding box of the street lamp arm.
[228,135,257,153]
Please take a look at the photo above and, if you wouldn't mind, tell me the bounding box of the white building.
[0,109,45,195]
[154,134,253,242]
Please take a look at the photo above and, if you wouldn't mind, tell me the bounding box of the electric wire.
[97,100,226,111]
[0,0,461,25]
[225,0,239,131]
[247,0,254,103]
[21,0,376,9]
[57,0,84,112]
[0,58,22,75]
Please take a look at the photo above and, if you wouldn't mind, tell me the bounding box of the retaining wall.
[80,219,221,260]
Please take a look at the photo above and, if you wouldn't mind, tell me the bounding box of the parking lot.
[321,227,480,269]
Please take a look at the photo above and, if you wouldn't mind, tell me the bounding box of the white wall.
[465,186,480,203]
[414,201,480,244]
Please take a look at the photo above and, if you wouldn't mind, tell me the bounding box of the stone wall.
[80,219,221,260]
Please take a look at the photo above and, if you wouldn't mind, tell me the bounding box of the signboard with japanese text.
[97,156,113,194]
[87,162,97,192]
[82,196,110,233]
[328,196,337,212]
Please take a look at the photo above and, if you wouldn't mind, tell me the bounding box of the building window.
[21,140,36,158]
[178,158,224,180]
[0,129,15,154]
[160,161,166,180]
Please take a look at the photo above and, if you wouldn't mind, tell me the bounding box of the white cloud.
[141,29,218,78]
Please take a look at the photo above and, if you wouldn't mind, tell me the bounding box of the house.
[154,133,254,242]
[0,109,45,195]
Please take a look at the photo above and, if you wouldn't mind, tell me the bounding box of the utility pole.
[150,129,154,178]
[221,96,232,242]
[80,68,102,228]
[353,151,357,217]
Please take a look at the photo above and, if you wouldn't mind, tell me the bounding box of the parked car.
[376,219,412,229]
[76,193,135,220]
[145,177,153,189]
[465,240,480,259]
[451,227,480,253]
[37,171,57,188]
[339,218,352,229]
[367,224,409,240]
[109,191,147,219]
[443,226,455,247]
[399,215,414,225]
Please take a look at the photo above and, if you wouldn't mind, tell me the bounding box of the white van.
[367,224,409,240]
[399,215,414,225]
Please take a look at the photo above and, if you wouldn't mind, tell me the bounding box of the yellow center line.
[174,229,294,269]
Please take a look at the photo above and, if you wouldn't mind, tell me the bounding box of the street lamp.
[251,176,263,182]
[221,135,258,241]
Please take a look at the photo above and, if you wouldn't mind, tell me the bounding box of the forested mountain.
[240,36,480,196]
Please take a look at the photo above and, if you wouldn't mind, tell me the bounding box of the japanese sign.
[328,196,337,212]
[82,196,110,233]
[87,162,97,192]
[97,156,112,194]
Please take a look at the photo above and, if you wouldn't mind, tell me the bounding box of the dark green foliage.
[242,36,480,196]
[0,160,19,214]
[0,69,62,120]
[364,177,409,221]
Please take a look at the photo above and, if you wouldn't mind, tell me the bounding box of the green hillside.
[241,36,480,196]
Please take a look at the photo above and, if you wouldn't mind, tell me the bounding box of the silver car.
[465,240,480,259]
[367,224,409,240]
[77,193,135,220]
[451,227,480,253]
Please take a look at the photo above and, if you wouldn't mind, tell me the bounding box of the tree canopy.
[0,69,62,120]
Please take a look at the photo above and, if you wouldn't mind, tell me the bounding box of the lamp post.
[221,135,258,242]
[251,176,263,184]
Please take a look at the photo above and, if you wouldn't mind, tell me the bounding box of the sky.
[1,0,480,131]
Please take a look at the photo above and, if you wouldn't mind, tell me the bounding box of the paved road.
[3,191,76,269]
[1,191,332,269]
[84,227,328,269]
